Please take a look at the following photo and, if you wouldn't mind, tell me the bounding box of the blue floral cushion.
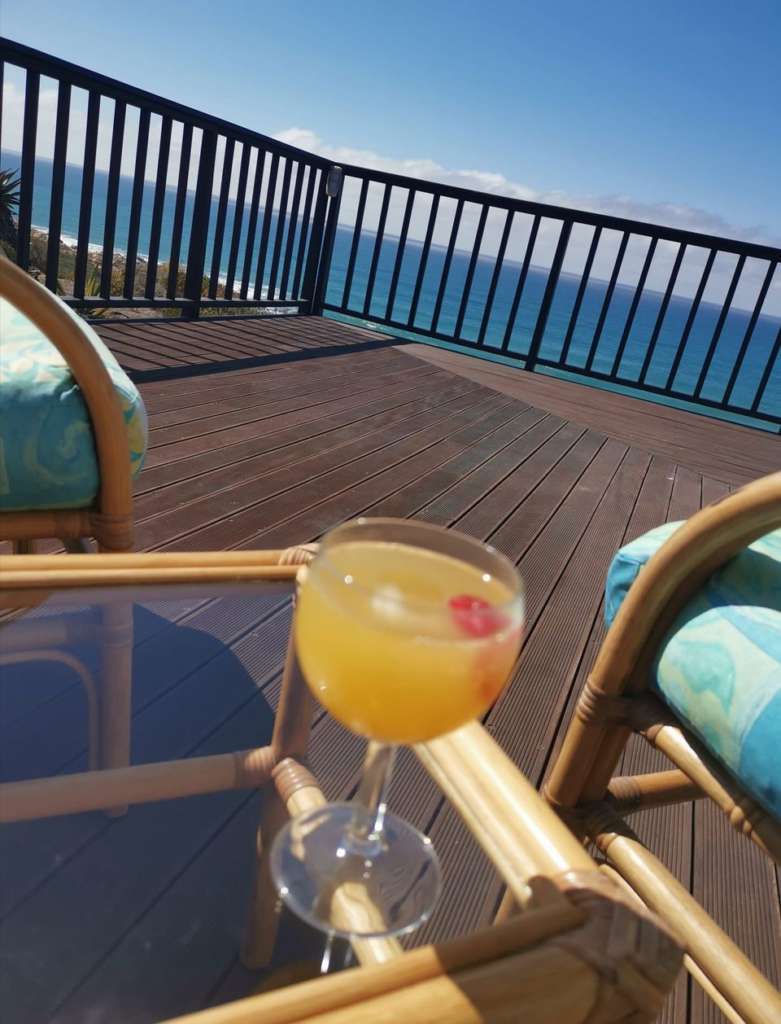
[606,522,781,822]
[0,296,147,510]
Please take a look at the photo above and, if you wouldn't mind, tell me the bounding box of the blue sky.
[3,0,780,243]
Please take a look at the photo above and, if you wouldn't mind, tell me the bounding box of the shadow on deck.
[1,313,778,1024]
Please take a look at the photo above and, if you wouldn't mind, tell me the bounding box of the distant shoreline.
[29,222,780,324]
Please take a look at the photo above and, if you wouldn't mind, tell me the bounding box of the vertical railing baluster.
[663,248,717,391]
[45,80,71,292]
[385,188,415,322]
[609,235,657,378]
[183,128,217,317]
[267,157,293,300]
[524,220,573,371]
[99,99,126,298]
[167,122,193,299]
[224,142,251,299]
[253,153,279,301]
[342,177,369,309]
[17,69,39,270]
[408,194,440,328]
[637,243,687,384]
[692,254,746,398]
[240,149,265,300]
[123,108,150,298]
[280,161,304,300]
[363,182,391,316]
[292,166,318,299]
[143,114,172,300]
[501,214,541,352]
[0,61,4,158]
[301,170,328,308]
[207,136,234,299]
[559,226,602,365]
[431,198,464,333]
[584,231,629,371]
[723,260,777,406]
[477,209,514,347]
[751,323,781,414]
[454,204,489,339]
[73,91,100,298]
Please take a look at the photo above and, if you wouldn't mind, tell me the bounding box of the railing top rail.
[334,160,781,264]
[0,37,330,169]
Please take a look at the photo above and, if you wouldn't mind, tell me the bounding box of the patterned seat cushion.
[0,296,147,511]
[606,521,781,821]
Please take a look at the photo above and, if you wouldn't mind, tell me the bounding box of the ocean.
[5,152,779,427]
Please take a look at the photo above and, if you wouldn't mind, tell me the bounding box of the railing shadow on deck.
[125,331,406,385]
[2,36,779,431]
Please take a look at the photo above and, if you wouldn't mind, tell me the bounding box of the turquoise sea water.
[6,152,779,427]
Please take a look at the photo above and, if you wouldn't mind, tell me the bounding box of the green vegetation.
[9,214,270,321]
[0,169,21,257]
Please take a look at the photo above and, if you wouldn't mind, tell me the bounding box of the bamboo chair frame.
[543,470,781,1024]
[0,259,141,806]
[0,549,683,1023]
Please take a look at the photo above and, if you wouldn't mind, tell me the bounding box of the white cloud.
[2,71,777,315]
[1,78,199,189]
[275,128,780,316]
[274,128,779,249]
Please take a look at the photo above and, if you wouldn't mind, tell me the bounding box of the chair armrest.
[0,546,318,599]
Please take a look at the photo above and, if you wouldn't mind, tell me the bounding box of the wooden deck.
[1,314,779,1024]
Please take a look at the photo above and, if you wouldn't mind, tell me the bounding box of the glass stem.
[349,741,397,847]
[320,931,335,974]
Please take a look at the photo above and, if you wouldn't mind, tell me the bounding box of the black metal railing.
[1,38,332,316]
[321,163,780,429]
[2,37,779,429]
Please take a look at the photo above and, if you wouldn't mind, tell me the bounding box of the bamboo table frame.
[0,549,683,1023]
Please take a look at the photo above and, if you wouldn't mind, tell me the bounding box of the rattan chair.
[0,256,138,555]
[0,548,685,1023]
[543,471,781,1024]
[0,257,141,796]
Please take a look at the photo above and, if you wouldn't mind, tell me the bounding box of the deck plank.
[1,314,777,1023]
[406,341,779,484]
[135,371,447,499]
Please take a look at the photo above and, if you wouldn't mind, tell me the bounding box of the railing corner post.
[305,164,343,316]
[183,128,218,319]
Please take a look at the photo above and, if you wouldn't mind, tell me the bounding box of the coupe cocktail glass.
[271,518,524,939]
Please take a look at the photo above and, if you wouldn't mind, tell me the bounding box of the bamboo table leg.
[99,598,134,817]
[242,782,291,969]
[243,630,315,968]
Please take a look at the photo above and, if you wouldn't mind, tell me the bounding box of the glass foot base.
[270,802,441,939]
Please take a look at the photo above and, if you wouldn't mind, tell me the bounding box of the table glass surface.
[0,578,340,1024]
